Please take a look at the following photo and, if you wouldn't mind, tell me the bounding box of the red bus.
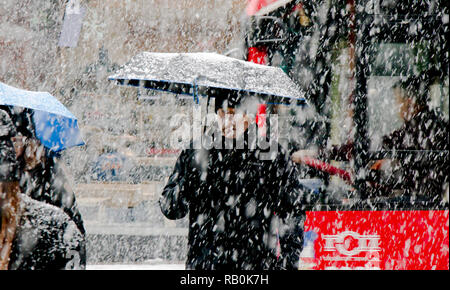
[243,0,449,270]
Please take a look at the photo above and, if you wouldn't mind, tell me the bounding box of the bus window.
[361,39,449,203]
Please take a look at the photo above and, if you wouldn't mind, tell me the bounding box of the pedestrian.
[2,106,86,233]
[160,94,305,270]
[1,108,85,270]
[292,75,448,201]
[3,106,87,265]
[373,76,448,200]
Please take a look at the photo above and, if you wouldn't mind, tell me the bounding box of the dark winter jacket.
[20,159,86,236]
[4,194,85,270]
[160,137,305,270]
[19,160,87,266]
[1,106,86,235]
[320,107,448,199]
[381,107,448,151]
[1,108,86,269]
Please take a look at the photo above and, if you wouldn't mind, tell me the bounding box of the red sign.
[301,210,449,270]
[247,46,268,65]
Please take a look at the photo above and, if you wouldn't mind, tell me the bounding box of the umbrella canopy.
[108,52,306,106]
[0,82,85,152]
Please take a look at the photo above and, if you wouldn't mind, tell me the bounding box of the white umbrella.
[108,52,306,106]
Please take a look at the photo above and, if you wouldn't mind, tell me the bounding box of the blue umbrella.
[0,82,85,152]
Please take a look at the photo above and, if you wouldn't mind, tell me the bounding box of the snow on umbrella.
[108,52,307,106]
[0,81,85,152]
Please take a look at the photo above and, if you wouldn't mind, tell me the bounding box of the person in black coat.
[160,95,305,270]
[374,77,449,200]
[292,76,448,201]
[1,106,86,256]
[0,108,85,270]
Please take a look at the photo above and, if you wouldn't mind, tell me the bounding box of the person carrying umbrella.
[109,51,310,269]
[160,93,306,270]
[0,108,85,270]
[0,82,86,267]
[3,106,86,236]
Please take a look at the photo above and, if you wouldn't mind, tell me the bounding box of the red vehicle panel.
[301,210,449,270]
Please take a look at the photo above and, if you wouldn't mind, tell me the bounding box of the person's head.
[12,136,46,171]
[214,95,250,139]
[1,106,46,170]
[393,76,429,121]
